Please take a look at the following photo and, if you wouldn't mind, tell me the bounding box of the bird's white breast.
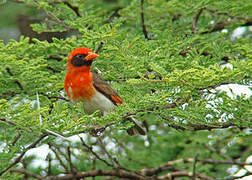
[82,90,115,116]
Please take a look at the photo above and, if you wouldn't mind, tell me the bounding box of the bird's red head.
[67,47,99,70]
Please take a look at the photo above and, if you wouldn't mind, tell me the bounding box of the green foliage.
[0,0,251,179]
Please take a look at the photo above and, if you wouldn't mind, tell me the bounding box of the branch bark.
[10,168,44,180]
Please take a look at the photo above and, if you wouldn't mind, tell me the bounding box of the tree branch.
[10,168,44,180]
[6,67,24,91]
[158,171,214,180]
[8,157,251,179]
[0,134,48,176]
[48,143,69,172]
[67,147,75,174]
[79,136,114,168]
[11,132,22,146]
[106,7,122,23]
[192,6,206,33]
[11,169,146,180]
[225,172,252,180]
[40,92,69,102]
[162,158,252,167]
[192,153,199,180]
[140,0,153,40]
[95,41,104,54]
[192,6,250,34]
[97,137,121,168]
[63,1,81,17]
[33,0,73,31]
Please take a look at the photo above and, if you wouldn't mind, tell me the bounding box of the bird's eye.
[75,54,86,59]
[71,54,92,67]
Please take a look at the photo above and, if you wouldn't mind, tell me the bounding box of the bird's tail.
[125,116,146,136]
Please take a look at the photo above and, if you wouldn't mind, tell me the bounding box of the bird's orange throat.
[65,67,95,101]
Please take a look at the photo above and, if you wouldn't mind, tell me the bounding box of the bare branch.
[192,153,199,180]
[88,123,115,137]
[32,0,73,31]
[140,0,153,40]
[225,172,252,180]
[192,6,206,33]
[78,136,114,168]
[196,159,252,166]
[95,41,104,54]
[48,169,145,180]
[106,7,122,23]
[11,132,22,146]
[10,168,44,180]
[201,142,233,161]
[0,134,48,176]
[48,143,69,172]
[0,118,17,126]
[63,1,81,17]
[158,171,214,180]
[48,55,64,61]
[192,6,249,34]
[47,154,52,176]
[40,92,69,102]
[46,66,61,73]
[141,165,183,176]
[161,158,252,167]
[201,20,231,34]
[67,147,75,174]
[6,67,24,91]
[97,137,119,168]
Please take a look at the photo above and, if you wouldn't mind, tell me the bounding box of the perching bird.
[64,47,146,135]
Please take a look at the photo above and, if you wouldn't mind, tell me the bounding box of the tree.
[0,0,251,179]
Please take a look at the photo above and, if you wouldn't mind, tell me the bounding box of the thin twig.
[63,1,81,17]
[44,129,71,141]
[36,92,42,125]
[92,159,96,180]
[224,172,252,180]
[0,118,17,126]
[97,138,139,175]
[48,55,64,61]
[40,92,69,102]
[201,142,233,161]
[0,134,48,176]
[46,66,61,73]
[47,153,52,176]
[10,168,44,180]
[48,142,69,172]
[161,158,252,167]
[78,136,114,168]
[192,6,249,34]
[67,146,75,174]
[95,41,104,54]
[140,0,153,40]
[11,132,22,146]
[33,0,73,30]
[158,171,213,180]
[6,67,24,90]
[192,6,206,33]
[192,153,199,180]
[106,7,122,22]
[97,137,118,168]
[48,1,81,17]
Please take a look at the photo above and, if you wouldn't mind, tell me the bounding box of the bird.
[64,47,146,136]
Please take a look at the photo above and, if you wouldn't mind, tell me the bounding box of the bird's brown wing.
[92,72,123,105]
[92,72,146,136]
